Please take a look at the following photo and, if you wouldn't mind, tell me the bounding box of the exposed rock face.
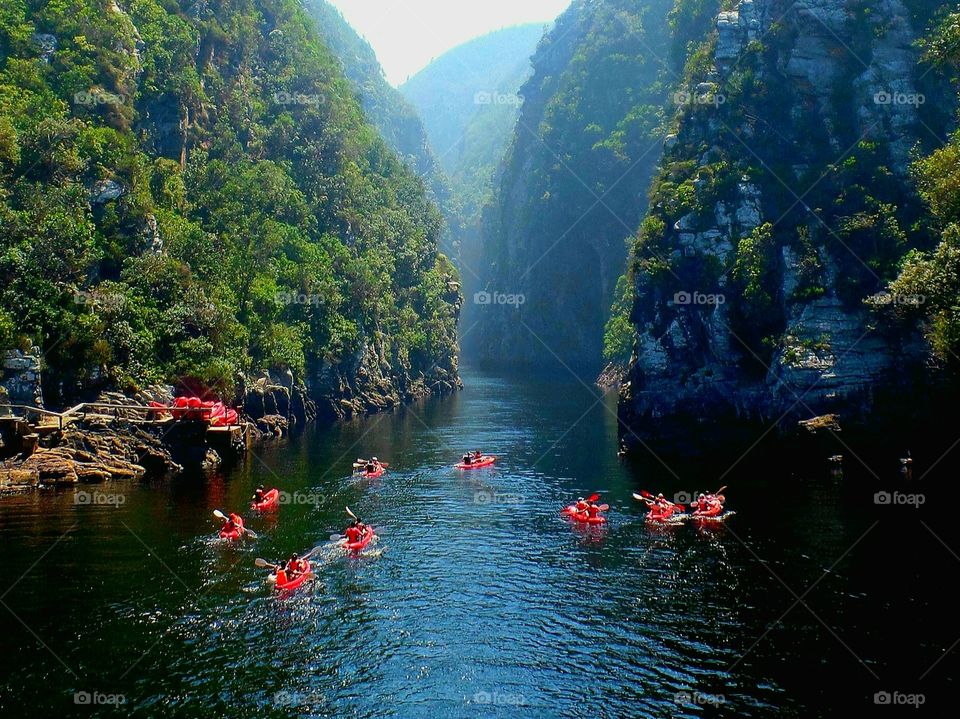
[309,337,462,421]
[0,423,181,491]
[1,350,43,407]
[618,0,948,451]
[470,0,677,369]
[88,179,125,204]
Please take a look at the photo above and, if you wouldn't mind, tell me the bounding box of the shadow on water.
[0,366,955,717]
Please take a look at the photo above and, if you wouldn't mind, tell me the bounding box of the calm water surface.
[0,368,953,717]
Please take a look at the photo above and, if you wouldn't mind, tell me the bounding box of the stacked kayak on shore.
[149,396,239,425]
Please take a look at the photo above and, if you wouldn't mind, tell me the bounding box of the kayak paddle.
[587,493,600,502]
[345,506,358,521]
[255,558,278,569]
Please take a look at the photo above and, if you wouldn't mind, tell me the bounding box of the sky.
[326,0,571,86]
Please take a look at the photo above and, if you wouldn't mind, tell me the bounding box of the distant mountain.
[401,25,544,202]
[400,24,546,309]
[303,0,454,229]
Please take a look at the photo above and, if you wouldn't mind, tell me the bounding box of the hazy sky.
[326,0,571,86]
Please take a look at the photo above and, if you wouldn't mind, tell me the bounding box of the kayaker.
[253,485,266,504]
[285,553,305,577]
[345,518,365,543]
[575,497,589,513]
[586,502,603,519]
[222,512,244,535]
[461,453,473,466]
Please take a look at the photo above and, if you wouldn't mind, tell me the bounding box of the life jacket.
[254,491,264,502]
[575,500,588,512]
[230,514,244,529]
[276,569,288,584]
[587,504,599,517]
[345,526,360,542]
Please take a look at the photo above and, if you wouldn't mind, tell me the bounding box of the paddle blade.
[329,534,343,542]
[639,490,654,499]
[302,544,325,560]
[587,493,600,502]
[213,509,226,520]
[715,485,728,495]
[345,506,358,520]
[255,558,272,568]
[244,528,258,539]
[597,504,609,511]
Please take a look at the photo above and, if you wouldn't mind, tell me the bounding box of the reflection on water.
[0,368,953,717]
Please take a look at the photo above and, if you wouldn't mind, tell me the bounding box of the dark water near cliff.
[0,368,954,717]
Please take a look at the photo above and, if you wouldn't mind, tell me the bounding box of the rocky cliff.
[469,0,679,369]
[618,0,952,451]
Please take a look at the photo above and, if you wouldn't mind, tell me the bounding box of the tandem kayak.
[646,507,682,523]
[251,488,280,511]
[561,505,606,524]
[692,502,724,517]
[270,561,312,591]
[344,527,376,552]
[455,455,496,469]
[363,465,385,478]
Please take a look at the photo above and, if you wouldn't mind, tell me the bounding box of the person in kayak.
[365,457,382,474]
[252,485,266,504]
[285,553,305,577]
[585,502,603,519]
[345,518,367,543]
[461,453,474,466]
[222,512,244,536]
[575,497,589,513]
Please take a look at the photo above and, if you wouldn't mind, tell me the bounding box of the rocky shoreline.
[0,365,461,496]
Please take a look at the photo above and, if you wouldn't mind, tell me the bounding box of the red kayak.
[251,488,280,511]
[646,506,683,522]
[561,505,606,524]
[344,526,376,552]
[271,561,312,591]
[693,503,723,517]
[364,465,385,478]
[455,455,496,469]
[219,524,245,541]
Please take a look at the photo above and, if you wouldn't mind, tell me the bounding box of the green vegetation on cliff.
[884,9,960,368]
[0,0,460,405]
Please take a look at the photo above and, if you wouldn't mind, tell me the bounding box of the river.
[0,368,952,717]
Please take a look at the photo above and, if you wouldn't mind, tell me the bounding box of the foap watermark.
[874,491,925,509]
[274,690,326,708]
[273,91,325,106]
[674,90,726,107]
[873,91,925,107]
[867,291,926,307]
[672,291,725,306]
[73,289,126,310]
[275,291,322,307]
[474,490,524,506]
[74,491,126,508]
[74,691,126,706]
[74,90,125,107]
[874,691,925,708]
[473,690,526,706]
[473,91,524,107]
[674,691,725,707]
[278,491,324,507]
[473,290,525,308]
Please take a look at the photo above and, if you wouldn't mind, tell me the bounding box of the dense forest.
[302,0,460,254]
[0,0,460,409]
